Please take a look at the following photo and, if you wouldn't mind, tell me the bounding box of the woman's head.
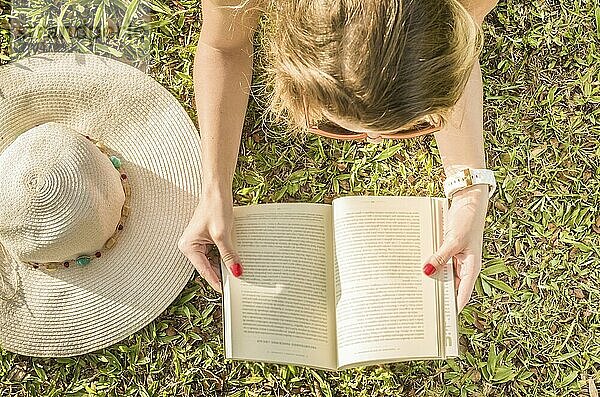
[261,0,484,136]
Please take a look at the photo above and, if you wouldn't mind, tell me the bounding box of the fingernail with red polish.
[230,263,243,278]
[423,263,436,276]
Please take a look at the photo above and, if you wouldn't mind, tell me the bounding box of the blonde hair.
[259,0,484,134]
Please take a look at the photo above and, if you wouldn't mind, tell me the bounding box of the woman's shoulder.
[203,0,267,21]
[456,0,499,25]
[201,0,264,50]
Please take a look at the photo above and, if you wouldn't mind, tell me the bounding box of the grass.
[1,0,599,395]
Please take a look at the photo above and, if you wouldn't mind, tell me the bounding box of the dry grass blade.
[591,378,599,397]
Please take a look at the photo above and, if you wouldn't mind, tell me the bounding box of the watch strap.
[443,168,496,199]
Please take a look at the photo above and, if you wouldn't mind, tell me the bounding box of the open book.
[221,196,458,371]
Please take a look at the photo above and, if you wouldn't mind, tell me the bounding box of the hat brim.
[0,52,202,357]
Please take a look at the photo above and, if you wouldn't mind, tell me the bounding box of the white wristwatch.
[443,167,496,200]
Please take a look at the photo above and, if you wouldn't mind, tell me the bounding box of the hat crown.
[0,122,125,264]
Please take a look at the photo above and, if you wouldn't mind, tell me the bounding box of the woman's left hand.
[422,184,490,313]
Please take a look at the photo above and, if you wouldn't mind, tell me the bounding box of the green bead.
[110,156,122,169]
[76,256,91,266]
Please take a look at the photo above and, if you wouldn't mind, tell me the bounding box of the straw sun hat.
[0,52,203,357]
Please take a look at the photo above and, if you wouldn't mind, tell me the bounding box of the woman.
[178,0,499,312]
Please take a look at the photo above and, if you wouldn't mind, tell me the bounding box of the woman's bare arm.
[434,0,499,180]
[194,0,263,195]
[426,0,500,311]
[177,1,262,292]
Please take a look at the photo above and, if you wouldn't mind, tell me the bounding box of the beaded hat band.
[0,52,202,358]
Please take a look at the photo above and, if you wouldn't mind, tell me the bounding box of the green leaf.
[242,376,264,384]
[518,370,535,381]
[177,291,196,305]
[557,370,578,388]
[446,358,461,372]
[555,351,579,362]
[485,278,515,294]
[32,364,46,381]
[481,262,509,276]
[56,17,71,44]
[492,366,517,383]
[486,344,498,377]
[119,0,141,39]
[288,170,307,183]
[273,185,288,201]
[75,40,92,54]
[244,173,263,185]
[201,304,214,320]
[596,5,600,40]
[160,335,179,343]
[140,0,172,14]
[374,144,402,161]
[93,1,105,31]
[480,277,492,296]
[561,238,592,252]
[181,305,191,321]
[94,43,123,57]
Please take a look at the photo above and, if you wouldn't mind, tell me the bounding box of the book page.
[222,203,337,370]
[332,196,440,368]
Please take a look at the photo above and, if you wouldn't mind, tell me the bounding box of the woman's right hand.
[177,190,243,293]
